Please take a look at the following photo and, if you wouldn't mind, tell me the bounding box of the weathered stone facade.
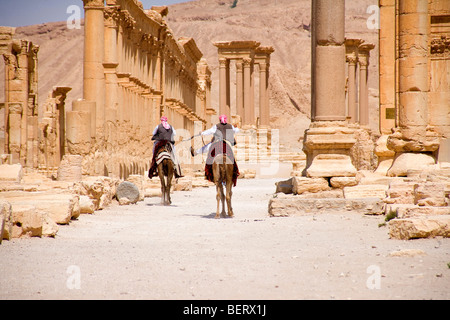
[378,0,450,174]
[71,0,212,178]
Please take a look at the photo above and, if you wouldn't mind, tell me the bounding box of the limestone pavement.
[0,178,448,300]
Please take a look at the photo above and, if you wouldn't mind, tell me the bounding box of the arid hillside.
[1,0,379,150]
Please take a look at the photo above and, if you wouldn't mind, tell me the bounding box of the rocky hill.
[1,0,379,150]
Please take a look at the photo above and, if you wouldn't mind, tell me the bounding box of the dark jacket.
[152,124,174,143]
[213,123,236,145]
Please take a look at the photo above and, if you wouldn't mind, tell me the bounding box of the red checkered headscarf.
[219,114,227,124]
[161,116,170,130]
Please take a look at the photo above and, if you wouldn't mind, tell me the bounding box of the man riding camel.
[150,116,182,178]
[190,114,240,157]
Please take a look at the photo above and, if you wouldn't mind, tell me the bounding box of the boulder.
[275,177,294,194]
[389,216,450,240]
[330,176,358,188]
[387,153,435,177]
[292,177,330,195]
[116,181,140,204]
[126,175,145,201]
[11,204,43,237]
[74,176,119,210]
[79,195,95,214]
[0,201,12,243]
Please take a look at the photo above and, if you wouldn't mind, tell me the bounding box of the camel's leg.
[166,161,174,205]
[215,183,222,219]
[158,164,165,205]
[220,182,226,218]
[226,179,233,217]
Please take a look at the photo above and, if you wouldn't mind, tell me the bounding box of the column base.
[387,152,436,177]
[303,121,357,178]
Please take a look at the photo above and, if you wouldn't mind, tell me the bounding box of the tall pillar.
[235,60,244,124]
[243,57,252,126]
[386,0,440,176]
[259,61,269,127]
[82,0,105,139]
[345,39,362,123]
[303,0,357,178]
[249,61,255,126]
[358,44,374,126]
[311,0,346,121]
[218,58,230,118]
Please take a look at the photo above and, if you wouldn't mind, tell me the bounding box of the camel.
[212,154,235,218]
[156,142,174,206]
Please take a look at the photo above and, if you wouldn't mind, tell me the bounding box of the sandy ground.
[0,178,449,300]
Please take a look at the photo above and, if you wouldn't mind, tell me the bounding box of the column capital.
[218,57,229,67]
[243,57,252,66]
[235,59,243,71]
[104,5,120,27]
[83,0,104,8]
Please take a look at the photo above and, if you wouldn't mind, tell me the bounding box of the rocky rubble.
[0,164,242,242]
[271,163,450,240]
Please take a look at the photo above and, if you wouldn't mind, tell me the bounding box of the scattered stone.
[389,249,427,257]
[344,184,388,199]
[330,176,358,188]
[292,177,330,194]
[389,216,450,240]
[79,195,95,214]
[275,177,293,194]
[387,153,435,177]
[116,181,140,204]
[268,196,384,217]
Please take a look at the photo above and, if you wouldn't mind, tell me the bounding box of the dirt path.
[0,178,449,300]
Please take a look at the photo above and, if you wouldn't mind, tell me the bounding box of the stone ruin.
[1,0,449,242]
[0,0,217,242]
[270,0,450,240]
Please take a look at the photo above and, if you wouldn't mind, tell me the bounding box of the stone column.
[358,44,373,126]
[82,0,105,139]
[303,0,356,178]
[259,61,269,128]
[379,0,397,134]
[243,57,252,126]
[311,0,346,121]
[235,60,244,124]
[345,39,362,123]
[218,58,230,118]
[387,0,440,176]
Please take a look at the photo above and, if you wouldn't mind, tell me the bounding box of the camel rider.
[152,116,176,153]
[191,114,240,156]
[151,116,183,177]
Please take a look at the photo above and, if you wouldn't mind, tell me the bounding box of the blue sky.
[0,0,188,27]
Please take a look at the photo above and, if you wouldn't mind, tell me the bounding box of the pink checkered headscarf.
[219,114,227,124]
[161,116,170,130]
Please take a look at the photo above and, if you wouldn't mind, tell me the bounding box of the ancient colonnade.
[66,0,211,178]
[345,39,374,126]
[213,41,274,128]
[378,0,449,174]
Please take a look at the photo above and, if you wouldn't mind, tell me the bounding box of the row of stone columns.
[345,39,374,126]
[71,0,211,178]
[214,41,274,128]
